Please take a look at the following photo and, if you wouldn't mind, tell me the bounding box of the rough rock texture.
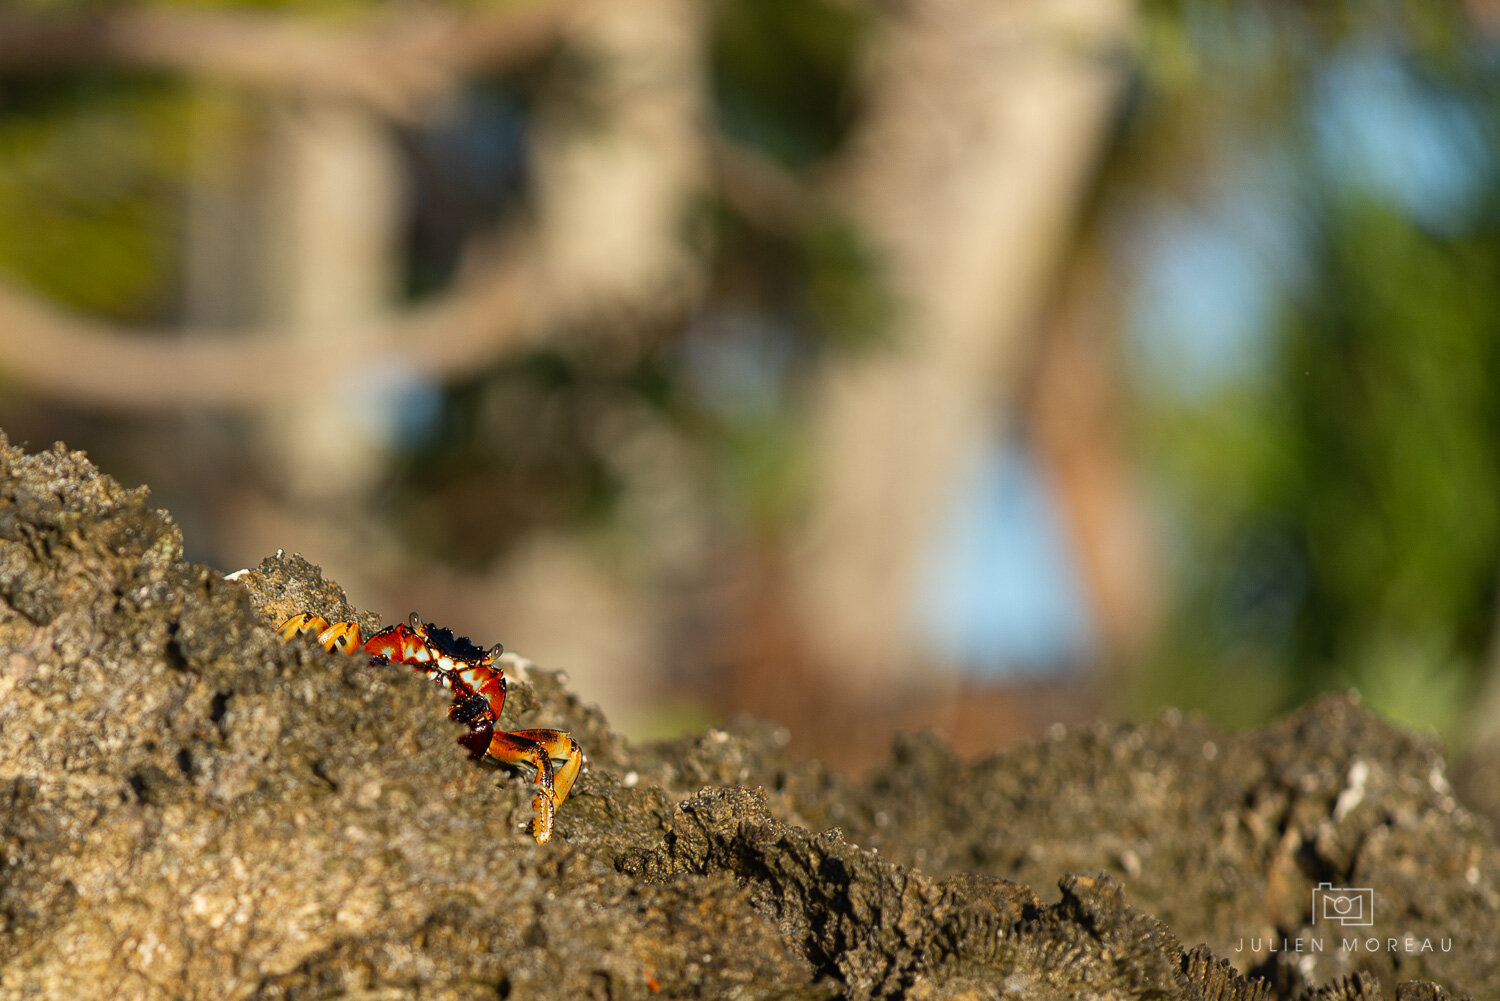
[1,434,1495,1000]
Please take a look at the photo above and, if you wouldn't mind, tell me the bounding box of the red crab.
[278,611,583,844]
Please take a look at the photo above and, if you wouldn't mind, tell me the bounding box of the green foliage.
[1277,195,1500,730]
[386,350,622,570]
[1125,0,1500,741]
[0,77,189,318]
[710,0,868,167]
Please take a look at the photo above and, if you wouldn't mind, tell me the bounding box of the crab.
[277,611,583,844]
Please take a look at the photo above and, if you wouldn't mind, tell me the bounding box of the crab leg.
[484,729,584,844]
[507,729,585,808]
[317,620,364,655]
[278,611,331,641]
[279,613,365,654]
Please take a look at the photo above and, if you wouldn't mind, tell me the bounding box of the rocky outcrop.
[0,435,1490,999]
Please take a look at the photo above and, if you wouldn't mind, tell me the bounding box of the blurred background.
[2,0,1499,772]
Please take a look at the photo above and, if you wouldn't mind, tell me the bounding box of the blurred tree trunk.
[1027,236,1162,682]
[180,91,402,591]
[1471,597,1500,748]
[182,91,402,503]
[531,0,708,328]
[258,99,403,505]
[181,92,269,331]
[426,0,711,731]
[789,0,1135,699]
